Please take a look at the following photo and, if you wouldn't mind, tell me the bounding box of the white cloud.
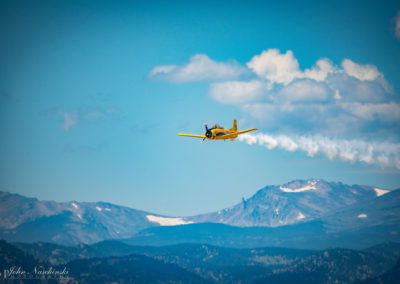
[149,54,246,82]
[326,72,390,103]
[241,103,277,121]
[302,58,335,82]
[341,59,382,81]
[209,58,333,105]
[62,112,78,131]
[340,102,400,122]
[149,65,176,76]
[151,50,391,107]
[394,11,400,39]
[247,49,301,85]
[241,102,333,133]
[245,50,388,92]
[277,80,329,103]
[246,50,335,85]
[210,80,270,104]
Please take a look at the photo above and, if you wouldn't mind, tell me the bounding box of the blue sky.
[1,0,400,216]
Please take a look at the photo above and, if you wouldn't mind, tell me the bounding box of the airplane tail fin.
[230,119,237,132]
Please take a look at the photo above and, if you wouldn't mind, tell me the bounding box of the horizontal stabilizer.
[235,128,257,135]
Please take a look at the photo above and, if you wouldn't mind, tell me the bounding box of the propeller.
[205,124,212,139]
[202,124,208,143]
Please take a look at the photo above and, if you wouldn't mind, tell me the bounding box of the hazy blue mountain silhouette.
[123,189,400,249]
[10,240,400,284]
[1,240,206,284]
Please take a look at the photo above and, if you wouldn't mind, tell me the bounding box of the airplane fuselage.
[204,127,238,140]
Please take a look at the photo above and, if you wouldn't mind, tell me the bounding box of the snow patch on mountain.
[297,212,306,220]
[280,181,317,193]
[96,206,102,212]
[374,188,389,197]
[71,202,79,209]
[146,215,194,226]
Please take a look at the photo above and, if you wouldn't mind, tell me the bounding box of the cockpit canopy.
[212,124,223,129]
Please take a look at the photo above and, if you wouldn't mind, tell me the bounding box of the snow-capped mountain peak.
[187,179,387,227]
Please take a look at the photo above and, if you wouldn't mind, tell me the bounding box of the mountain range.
[0,179,399,249]
[0,190,159,245]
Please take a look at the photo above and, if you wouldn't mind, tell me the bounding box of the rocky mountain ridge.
[0,179,396,246]
[187,179,386,227]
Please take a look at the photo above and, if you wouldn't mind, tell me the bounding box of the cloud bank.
[152,49,398,136]
[150,49,399,169]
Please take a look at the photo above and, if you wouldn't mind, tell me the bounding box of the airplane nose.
[206,130,212,138]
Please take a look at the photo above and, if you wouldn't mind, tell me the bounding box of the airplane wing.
[178,134,206,138]
[234,128,257,135]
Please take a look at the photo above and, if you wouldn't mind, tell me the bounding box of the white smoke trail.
[238,133,400,170]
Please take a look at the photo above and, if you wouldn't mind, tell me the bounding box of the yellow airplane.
[179,120,257,142]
